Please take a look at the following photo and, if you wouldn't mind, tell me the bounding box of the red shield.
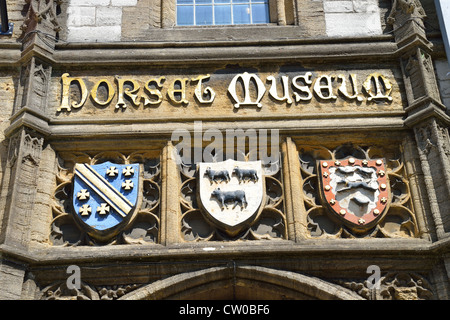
[318,158,389,229]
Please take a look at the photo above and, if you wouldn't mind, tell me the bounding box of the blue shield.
[72,162,140,236]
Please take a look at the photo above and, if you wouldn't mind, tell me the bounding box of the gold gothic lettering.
[192,74,215,104]
[57,72,394,113]
[292,72,313,102]
[115,77,141,109]
[167,78,190,106]
[363,73,393,102]
[58,73,88,112]
[143,77,165,106]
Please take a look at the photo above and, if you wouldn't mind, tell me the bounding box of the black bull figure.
[204,167,231,184]
[232,166,258,183]
[204,167,259,184]
[211,188,248,210]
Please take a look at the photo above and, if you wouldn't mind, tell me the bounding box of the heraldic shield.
[198,159,265,236]
[318,158,390,230]
[72,161,141,241]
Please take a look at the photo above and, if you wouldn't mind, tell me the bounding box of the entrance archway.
[120,265,364,300]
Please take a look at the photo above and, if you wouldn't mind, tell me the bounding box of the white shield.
[198,159,265,236]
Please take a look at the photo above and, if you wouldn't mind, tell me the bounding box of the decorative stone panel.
[51,151,161,245]
[298,143,419,238]
[178,149,286,241]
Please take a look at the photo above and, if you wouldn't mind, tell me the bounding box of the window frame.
[161,0,295,28]
[176,0,271,27]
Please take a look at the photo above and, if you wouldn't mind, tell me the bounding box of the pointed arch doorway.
[120,265,364,300]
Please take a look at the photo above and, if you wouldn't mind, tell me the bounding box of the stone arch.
[119,265,364,300]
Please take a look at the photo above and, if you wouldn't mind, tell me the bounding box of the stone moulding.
[51,38,399,67]
[1,236,442,299]
[28,249,437,299]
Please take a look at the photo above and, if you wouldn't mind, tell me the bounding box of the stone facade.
[0,0,450,301]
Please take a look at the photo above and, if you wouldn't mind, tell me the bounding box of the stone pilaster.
[281,137,306,241]
[159,141,182,245]
[414,119,450,237]
[388,0,450,240]
[0,128,44,248]
[0,0,62,298]
[0,257,27,300]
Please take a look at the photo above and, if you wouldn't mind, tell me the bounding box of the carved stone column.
[401,135,436,240]
[414,119,450,238]
[0,0,61,299]
[9,0,60,133]
[160,141,182,245]
[2,0,59,244]
[0,258,27,300]
[0,128,44,300]
[276,0,286,25]
[13,56,52,118]
[281,137,306,241]
[161,0,176,28]
[0,128,44,248]
[389,0,450,239]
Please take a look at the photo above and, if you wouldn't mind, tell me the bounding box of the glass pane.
[233,4,250,24]
[233,0,249,3]
[251,3,269,23]
[215,0,230,3]
[195,5,213,25]
[177,0,193,4]
[177,5,194,25]
[197,0,212,4]
[215,5,232,25]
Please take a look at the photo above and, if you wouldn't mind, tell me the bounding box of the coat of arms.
[72,161,141,241]
[318,157,390,229]
[198,159,265,236]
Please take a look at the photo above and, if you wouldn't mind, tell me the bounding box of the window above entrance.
[176,0,270,26]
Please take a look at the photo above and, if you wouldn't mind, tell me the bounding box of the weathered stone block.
[68,0,110,6]
[325,12,382,37]
[0,261,26,300]
[66,6,96,27]
[353,0,379,13]
[96,6,123,26]
[323,1,353,13]
[111,0,138,6]
[297,0,326,37]
[67,25,122,42]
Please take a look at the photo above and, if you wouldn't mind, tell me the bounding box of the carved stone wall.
[60,0,392,41]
